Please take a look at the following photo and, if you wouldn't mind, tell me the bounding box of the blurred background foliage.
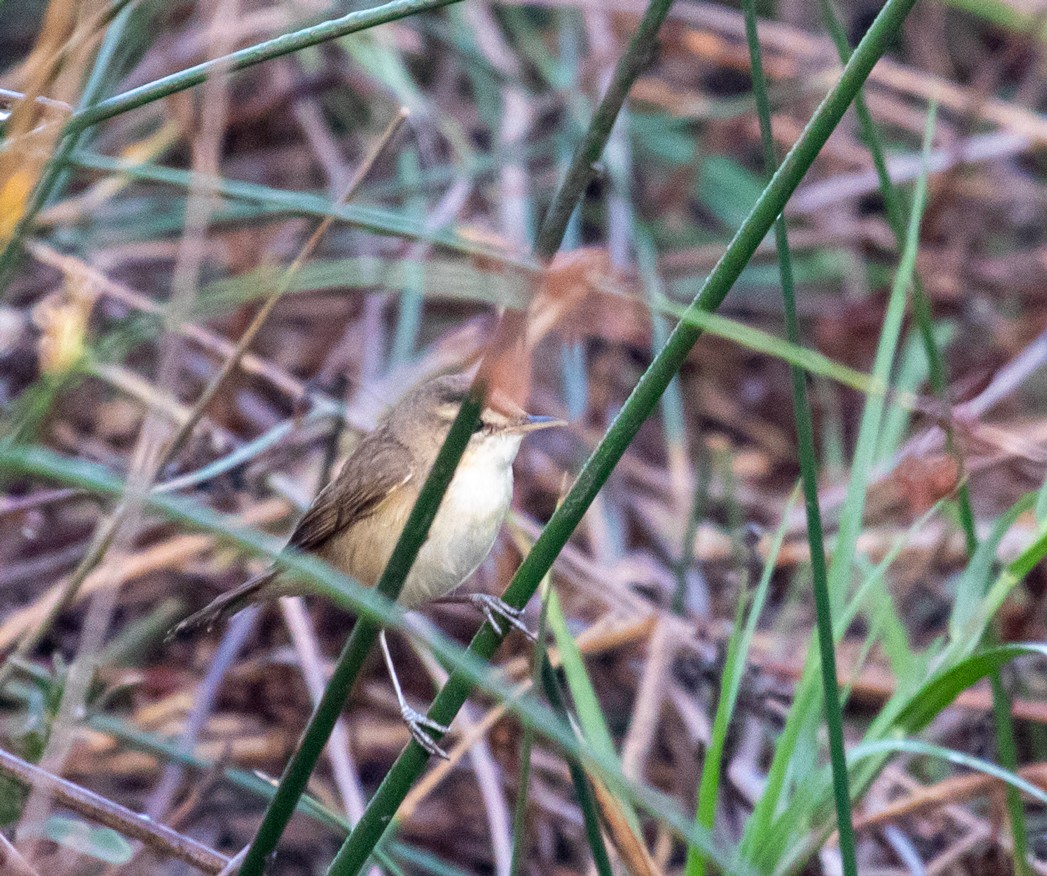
[2,0,1047,873]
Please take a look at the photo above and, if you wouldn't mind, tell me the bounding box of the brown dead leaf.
[855,762,1047,831]
[892,453,961,515]
[590,774,662,876]
[658,21,798,78]
[0,1,109,247]
[530,247,647,349]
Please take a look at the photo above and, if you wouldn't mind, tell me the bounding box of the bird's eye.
[472,418,485,434]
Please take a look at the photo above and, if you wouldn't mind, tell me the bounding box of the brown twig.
[0,832,40,876]
[0,498,289,653]
[856,763,1047,832]
[0,747,229,874]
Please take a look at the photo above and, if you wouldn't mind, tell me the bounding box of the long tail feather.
[169,569,276,640]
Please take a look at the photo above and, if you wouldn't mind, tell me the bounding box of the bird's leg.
[379,629,451,760]
[440,593,537,642]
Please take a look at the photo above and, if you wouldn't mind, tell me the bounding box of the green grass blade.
[687,488,798,876]
[874,328,941,464]
[739,1,861,868]
[979,503,1047,636]
[949,495,1033,644]
[546,588,643,839]
[546,590,621,766]
[650,299,897,399]
[638,229,687,453]
[990,669,1031,876]
[897,643,1047,736]
[817,0,979,554]
[508,576,555,876]
[761,491,1047,875]
[846,643,1047,804]
[538,656,615,876]
[389,150,427,366]
[851,738,1047,808]
[73,0,469,132]
[742,99,939,872]
[775,640,1047,876]
[826,103,937,617]
[67,151,523,264]
[198,256,528,313]
[1035,474,1047,522]
[673,449,712,616]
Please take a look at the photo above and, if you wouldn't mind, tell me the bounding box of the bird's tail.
[169,569,277,640]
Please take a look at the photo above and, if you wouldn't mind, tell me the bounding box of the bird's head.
[389,374,564,461]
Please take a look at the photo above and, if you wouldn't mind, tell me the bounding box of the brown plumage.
[172,374,561,637]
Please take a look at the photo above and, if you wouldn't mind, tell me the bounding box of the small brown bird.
[174,373,563,756]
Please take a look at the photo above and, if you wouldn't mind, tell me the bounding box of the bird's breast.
[398,446,517,607]
[443,456,514,527]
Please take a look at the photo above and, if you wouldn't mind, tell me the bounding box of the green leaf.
[948,494,1033,645]
[851,738,1047,808]
[35,814,134,864]
[896,644,1047,735]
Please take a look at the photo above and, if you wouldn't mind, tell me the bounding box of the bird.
[173,373,564,757]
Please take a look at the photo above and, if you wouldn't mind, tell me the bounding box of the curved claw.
[469,594,537,642]
[401,705,450,760]
[477,603,503,636]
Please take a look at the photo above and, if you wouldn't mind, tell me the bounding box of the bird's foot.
[469,593,536,642]
[400,704,451,760]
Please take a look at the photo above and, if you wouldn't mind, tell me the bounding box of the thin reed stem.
[732,2,856,873]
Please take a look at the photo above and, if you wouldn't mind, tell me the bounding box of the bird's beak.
[513,414,567,433]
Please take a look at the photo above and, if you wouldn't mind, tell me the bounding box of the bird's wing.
[287,431,414,553]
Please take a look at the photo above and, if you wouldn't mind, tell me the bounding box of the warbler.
[174,373,563,756]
